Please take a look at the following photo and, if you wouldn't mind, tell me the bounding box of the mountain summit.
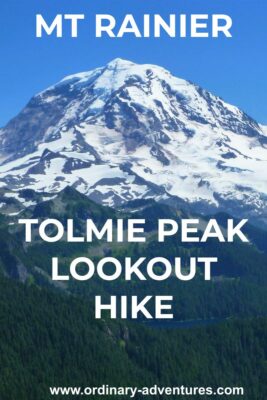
[0,59,267,224]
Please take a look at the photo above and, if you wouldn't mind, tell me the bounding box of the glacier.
[0,58,266,226]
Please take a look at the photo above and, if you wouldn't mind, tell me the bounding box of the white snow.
[0,58,266,218]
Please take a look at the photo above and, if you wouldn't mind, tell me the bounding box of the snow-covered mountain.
[0,58,267,225]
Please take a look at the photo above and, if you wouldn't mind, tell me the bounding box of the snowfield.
[0,58,266,225]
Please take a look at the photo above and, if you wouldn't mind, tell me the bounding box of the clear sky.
[0,0,267,127]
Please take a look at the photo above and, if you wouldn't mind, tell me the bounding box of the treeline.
[1,193,267,399]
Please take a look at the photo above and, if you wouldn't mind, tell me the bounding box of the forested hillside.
[0,275,267,400]
[1,190,267,399]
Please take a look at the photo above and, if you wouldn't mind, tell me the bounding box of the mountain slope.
[2,187,267,321]
[0,59,267,225]
[1,274,267,400]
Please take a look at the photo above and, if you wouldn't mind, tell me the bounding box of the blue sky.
[0,0,267,127]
